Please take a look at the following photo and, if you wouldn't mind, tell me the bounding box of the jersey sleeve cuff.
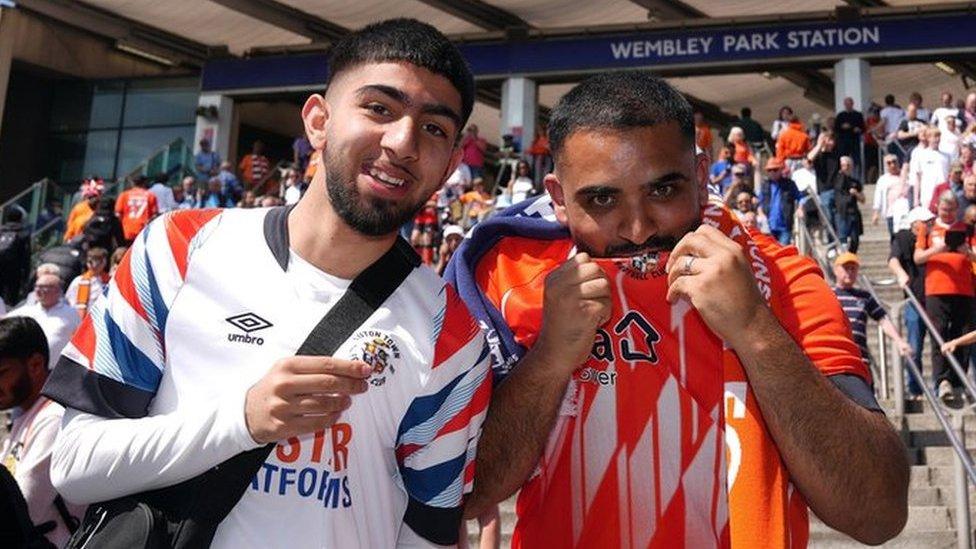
[41,356,154,419]
[829,373,883,413]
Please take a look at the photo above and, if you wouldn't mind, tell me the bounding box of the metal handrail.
[0,178,45,214]
[903,352,976,485]
[902,284,976,406]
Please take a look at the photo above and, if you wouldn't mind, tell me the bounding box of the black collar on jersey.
[262,205,421,272]
[263,205,294,271]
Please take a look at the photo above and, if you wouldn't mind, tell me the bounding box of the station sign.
[202,12,976,92]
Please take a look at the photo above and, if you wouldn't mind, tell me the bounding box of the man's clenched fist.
[537,253,612,372]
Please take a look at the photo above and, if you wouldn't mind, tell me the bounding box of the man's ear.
[543,173,569,225]
[302,94,329,151]
[695,151,710,208]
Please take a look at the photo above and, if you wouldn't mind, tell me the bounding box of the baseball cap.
[834,252,859,267]
[906,207,935,225]
[443,225,464,239]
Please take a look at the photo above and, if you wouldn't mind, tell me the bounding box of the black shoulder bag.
[66,237,420,549]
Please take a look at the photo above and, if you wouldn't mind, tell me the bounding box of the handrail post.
[892,301,905,418]
[953,413,971,549]
[877,322,889,400]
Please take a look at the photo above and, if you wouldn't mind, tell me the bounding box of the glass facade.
[47,77,198,183]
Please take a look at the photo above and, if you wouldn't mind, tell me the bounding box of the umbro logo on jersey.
[226,312,273,345]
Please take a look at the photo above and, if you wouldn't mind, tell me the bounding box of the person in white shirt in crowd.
[930,91,958,133]
[8,274,80,370]
[911,127,950,211]
[939,115,961,163]
[23,263,62,307]
[282,168,303,206]
[509,160,535,204]
[0,316,84,547]
[65,247,110,317]
[873,154,908,237]
[149,174,178,213]
[440,162,471,211]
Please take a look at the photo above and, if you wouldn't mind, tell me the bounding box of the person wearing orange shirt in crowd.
[449,72,908,548]
[459,178,493,227]
[914,190,976,404]
[775,115,812,173]
[527,125,552,185]
[728,126,757,170]
[63,179,103,243]
[237,140,271,190]
[694,111,714,159]
[114,175,159,243]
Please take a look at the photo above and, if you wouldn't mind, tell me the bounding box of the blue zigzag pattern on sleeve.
[103,311,163,393]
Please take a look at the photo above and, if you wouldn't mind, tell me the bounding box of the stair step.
[811,505,952,535]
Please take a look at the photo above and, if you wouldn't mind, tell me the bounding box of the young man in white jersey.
[43,19,490,548]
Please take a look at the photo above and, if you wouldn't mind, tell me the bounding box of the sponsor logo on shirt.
[349,329,402,387]
[618,251,668,279]
[251,424,354,509]
[225,312,273,345]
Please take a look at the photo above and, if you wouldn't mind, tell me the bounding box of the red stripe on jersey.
[71,314,96,367]
[112,249,149,323]
[463,459,476,485]
[433,369,492,440]
[395,443,423,463]
[432,284,480,369]
[165,209,221,279]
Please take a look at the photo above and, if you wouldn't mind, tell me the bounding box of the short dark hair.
[741,107,752,118]
[0,316,49,366]
[327,18,475,132]
[885,94,895,105]
[548,72,694,160]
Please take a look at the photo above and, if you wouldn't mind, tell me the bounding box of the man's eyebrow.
[575,185,620,198]
[646,172,688,186]
[356,84,461,129]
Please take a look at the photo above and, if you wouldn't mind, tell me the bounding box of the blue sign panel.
[459,14,976,77]
[201,12,976,92]
[202,53,329,92]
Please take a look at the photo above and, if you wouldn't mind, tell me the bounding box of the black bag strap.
[151,235,420,546]
[53,494,80,534]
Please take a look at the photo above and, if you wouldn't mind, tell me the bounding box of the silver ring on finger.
[682,255,696,276]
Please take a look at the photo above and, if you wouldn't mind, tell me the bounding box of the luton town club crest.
[352,330,402,386]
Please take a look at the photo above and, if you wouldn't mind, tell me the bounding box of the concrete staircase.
[466,186,975,548]
[809,184,976,548]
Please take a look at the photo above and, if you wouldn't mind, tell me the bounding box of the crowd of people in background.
[702,90,976,406]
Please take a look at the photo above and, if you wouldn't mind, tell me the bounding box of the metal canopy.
[14,0,972,143]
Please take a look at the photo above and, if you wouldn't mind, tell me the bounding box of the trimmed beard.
[324,159,429,237]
